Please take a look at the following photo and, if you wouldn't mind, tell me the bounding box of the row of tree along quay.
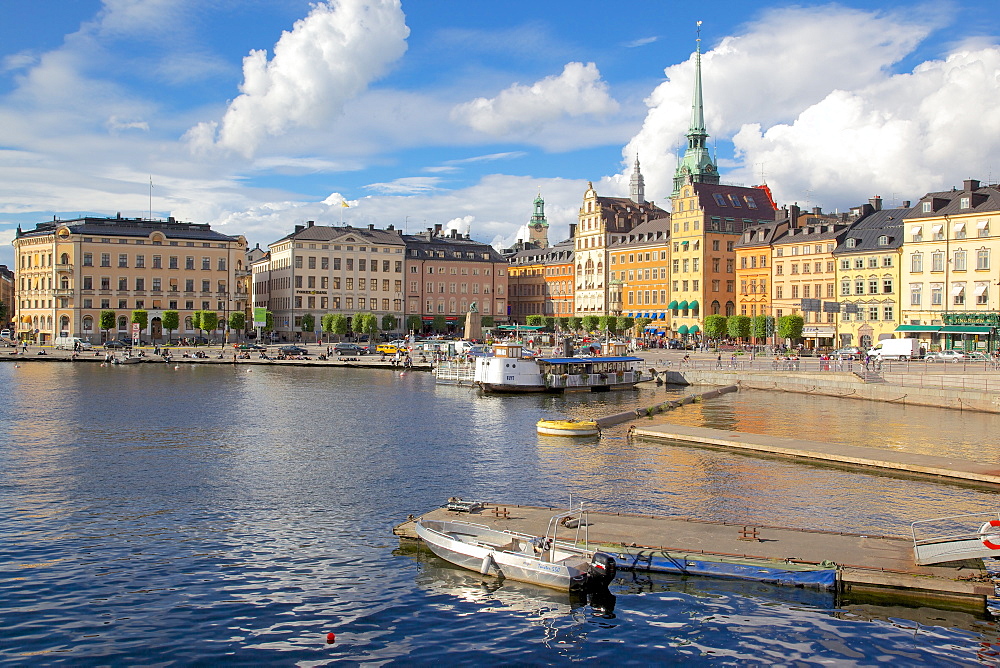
[702,314,804,348]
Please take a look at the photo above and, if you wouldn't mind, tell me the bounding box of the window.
[931,284,943,305]
[976,284,989,305]
[101,253,111,267]
[170,256,178,269]
[877,235,889,246]
[185,256,195,270]
[218,258,227,271]
[135,254,145,268]
[791,285,799,299]
[868,306,879,321]
[883,279,893,294]
[910,284,921,306]
[977,249,990,270]
[953,285,965,306]
[954,249,967,271]
[118,277,127,290]
[840,280,850,296]
[978,220,990,237]
[883,256,893,268]
[854,258,864,269]
[153,255,161,269]
[931,252,944,272]
[960,197,971,209]
[954,222,967,239]
[713,193,727,206]
[868,279,878,294]
[855,280,864,295]
[868,257,878,269]
[911,253,923,272]
[922,202,932,213]
[202,257,210,270]
[911,225,923,242]
[840,259,850,270]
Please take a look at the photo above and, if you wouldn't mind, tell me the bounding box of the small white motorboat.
[415,508,616,592]
[536,419,600,437]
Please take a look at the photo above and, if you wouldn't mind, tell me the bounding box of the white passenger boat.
[472,342,645,393]
[414,508,616,591]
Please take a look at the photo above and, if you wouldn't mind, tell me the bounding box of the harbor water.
[2,362,999,665]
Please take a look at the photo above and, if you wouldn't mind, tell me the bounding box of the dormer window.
[877,235,889,246]
[745,196,757,209]
[846,238,857,247]
[713,194,727,206]
[922,202,932,213]
[960,197,971,209]
[729,195,742,207]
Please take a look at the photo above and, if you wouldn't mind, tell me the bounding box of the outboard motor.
[587,552,617,587]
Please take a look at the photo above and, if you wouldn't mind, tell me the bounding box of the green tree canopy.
[597,315,617,334]
[162,311,179,340]
[406,315,422,333]
[728,315,752,341]
[201,311,219,335]
[542,316,555,331]
[777,314,804,342]
[526,315,544,328]
[581,315,600,333]
[567,317,582,332]
[229,311,246,333]
[331,314,349,339]
[300,313,315,333]
[616,316,634,334]
[751,314,773,340]
[480,315,494,328]
[555,317,569,331]
[432,314,447,332]
[99,310,116,340]
[635,317,652,331]
[131,309,148,331]
[381,314,398,332]
[703,314,727,340]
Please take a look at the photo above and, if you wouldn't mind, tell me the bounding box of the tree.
[751,314,773,341]
[131,310,148,337]
[616,316,634,335]
[432,314,447,333]
[162,310,179,342]
[300,313,315,337]
[191,310,203,338]
[201,311,219,340]
[777,314,804,343]
[635,317,652,332]
[556,317,569,331]
[597,315,617,335]
[567,317,582,332]
[704,315,727,345]
[581,315,600,333]
[381,314,398,333]
[331,314,349,340]
[229,311,246,339]
[526,315,544,328]
[99,310,116,343]
[360,311,379,341]
[542,316,555,331]
[0,300,7,327]
[728,315,752,342]
[480,315,494,328]
[406,314,422,334]
[264,311,274,333]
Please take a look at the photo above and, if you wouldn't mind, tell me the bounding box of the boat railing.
[544,371,640,388]
[911,511,1000,546]
[544,508,591,560]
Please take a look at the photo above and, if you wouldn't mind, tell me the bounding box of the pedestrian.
[22,340,27,353]
[716,353,722,369]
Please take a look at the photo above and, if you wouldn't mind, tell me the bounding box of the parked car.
[234,343,266,351]
[104,340,130,349]
[376,344,403,355]
[334,343,367,355]
[925,349,970,362]
[0,328,11,339]
[279,345,309,356]
[833,346,863,359]
[967,351,992,361]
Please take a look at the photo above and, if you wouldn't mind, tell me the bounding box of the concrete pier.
[630,424,1000,488]
[395,504,996,612]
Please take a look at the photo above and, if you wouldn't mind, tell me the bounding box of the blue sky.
[1,0,998,267]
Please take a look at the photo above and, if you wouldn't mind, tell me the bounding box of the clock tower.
[527,192,549,248]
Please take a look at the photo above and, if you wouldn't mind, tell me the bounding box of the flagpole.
[149,176,153,220]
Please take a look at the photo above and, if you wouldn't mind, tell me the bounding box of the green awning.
[667,300,678,310]
[939,326,994,334]
[689,300,699,310]
[678,300,689,310]
[689,325,700,334]
[894,325,939,332]
[677,324,689,334]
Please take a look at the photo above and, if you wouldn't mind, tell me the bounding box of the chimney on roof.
[450,229,457,238]
[426,227,433,236]
[168,216,176,224]
[965,179,981,192]
[307,220,315,227]
[368,224,375,230]
[869,196,882,211]
[116,212,121,219]
[387,224,394,231]
[901,200,911,208]
[569,223,577,238]
[295,224,304,233]
[434,223,442,235]
[812,206,823,215]
[788,203,801,228]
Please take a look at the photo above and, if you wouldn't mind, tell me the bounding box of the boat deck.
[395,503,997,612]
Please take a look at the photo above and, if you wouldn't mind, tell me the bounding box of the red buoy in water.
[326,632,336,644]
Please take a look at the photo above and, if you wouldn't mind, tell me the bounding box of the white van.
[868,338,923,360]
[53,336,93,350]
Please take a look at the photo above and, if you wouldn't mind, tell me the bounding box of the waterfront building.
[734,214,789,340]
[609,217,672,330]
[0,264,13,332]
[832,198,910,349]
[574,159,668,317]
[13,215,247,343]
[900,179,1000,352]
[253,222,508,339]
[770,208,848,350]
[253,221,407,338]
[508,239,574,323]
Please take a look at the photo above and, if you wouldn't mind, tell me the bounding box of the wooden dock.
[395,503,997,613]
[630,424,1000,488]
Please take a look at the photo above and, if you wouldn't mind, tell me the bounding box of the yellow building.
[508,239,574,323]
[13,215,247,343]
[900,179,1000,352]
[609,217,671,334]
[734,217,788,339]
[832,199,908,349]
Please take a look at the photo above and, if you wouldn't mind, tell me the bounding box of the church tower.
[527,192,549,248]
[672,23,719,196]
[629,156,645,204]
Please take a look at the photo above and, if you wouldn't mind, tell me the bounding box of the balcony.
[55,263,74,272]
[52,289,73,297]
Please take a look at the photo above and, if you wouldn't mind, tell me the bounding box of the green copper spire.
[528,191,549,247]
[672,21,719,196]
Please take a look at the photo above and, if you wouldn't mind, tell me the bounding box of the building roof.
[509,239,574,266]
[905,180,1000,219]
[274,222,406,246]
[833,205,913,254]
[689,182,779,222]
[17,216,242,243]
[733,219,789,249]
[609,216,671,248]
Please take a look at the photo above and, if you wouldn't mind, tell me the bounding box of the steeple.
[672,21,719,197]
[527,191,549,248]
[629,155,645,204]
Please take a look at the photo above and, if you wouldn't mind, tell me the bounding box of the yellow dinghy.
[536,419,600,437]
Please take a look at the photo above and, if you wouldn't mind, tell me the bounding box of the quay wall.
[663,369,1000,414]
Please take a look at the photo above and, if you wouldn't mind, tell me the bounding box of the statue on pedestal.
[464,303,482,341]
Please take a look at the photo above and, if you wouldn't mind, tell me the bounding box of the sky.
[1,0,998,268]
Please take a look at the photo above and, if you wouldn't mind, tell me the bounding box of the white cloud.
[452,62,619,136]
[365,176,442,195]
[623,5,938,203]
[187,0,409,158]
[625,37,658,48]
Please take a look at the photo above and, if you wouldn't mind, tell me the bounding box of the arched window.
[711,300,721,315]
[725,301,735,317]
[184,316,193,330]
[60,253,70,265]
[118,316,128,330]
[59,316,69,333]
[83,316,94,333]
[60,277,69,289]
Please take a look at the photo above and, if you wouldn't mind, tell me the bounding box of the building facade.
[0,264,13,333]
[13,216,247,343]
[508,239,574,322]
[609,217,672,328]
